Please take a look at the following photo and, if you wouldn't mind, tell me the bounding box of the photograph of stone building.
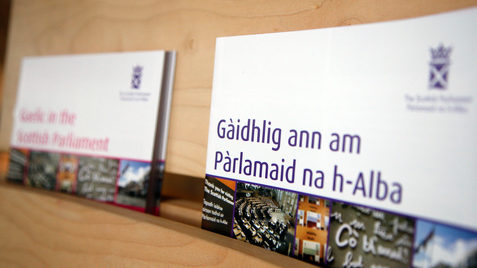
[116,160,150,208]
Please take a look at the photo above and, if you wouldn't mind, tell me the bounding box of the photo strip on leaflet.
[77,155,119,202]
[327,201,416,267]
[27,150,60,190]
[115,159,152,210]
[201,176,236,237]
[56,153,79,193]
[293,194,331,266]
[5,146,165,214]
[230,181,298,256]
[7,147,29,184]
[412,219,477,267]
[202,174,477,267]
[203,175,335,264]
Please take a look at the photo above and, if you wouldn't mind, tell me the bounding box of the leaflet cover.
[202,7,477,267]
[7,50,176,214]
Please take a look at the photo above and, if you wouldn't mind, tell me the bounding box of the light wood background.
[1,1,477,267]
[1,0,477,178]
[0,182,314,267]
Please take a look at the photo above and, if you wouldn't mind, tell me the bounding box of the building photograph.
[413,220,477,268]
[116,160,150,208]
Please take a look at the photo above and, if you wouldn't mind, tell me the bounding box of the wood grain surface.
[0,182,318,267]
[1,0,476,179]
[1,1,477,267]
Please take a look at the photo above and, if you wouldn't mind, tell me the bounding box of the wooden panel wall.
[0,0,11,107]
[1,1,477,267]
[1,0,477,179]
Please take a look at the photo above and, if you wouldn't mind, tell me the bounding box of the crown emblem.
[133,65,143,73]
[430,44,451,64]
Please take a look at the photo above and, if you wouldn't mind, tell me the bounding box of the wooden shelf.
[1,1,477,267]
[0,153,310,266]
[0,182,316,267]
